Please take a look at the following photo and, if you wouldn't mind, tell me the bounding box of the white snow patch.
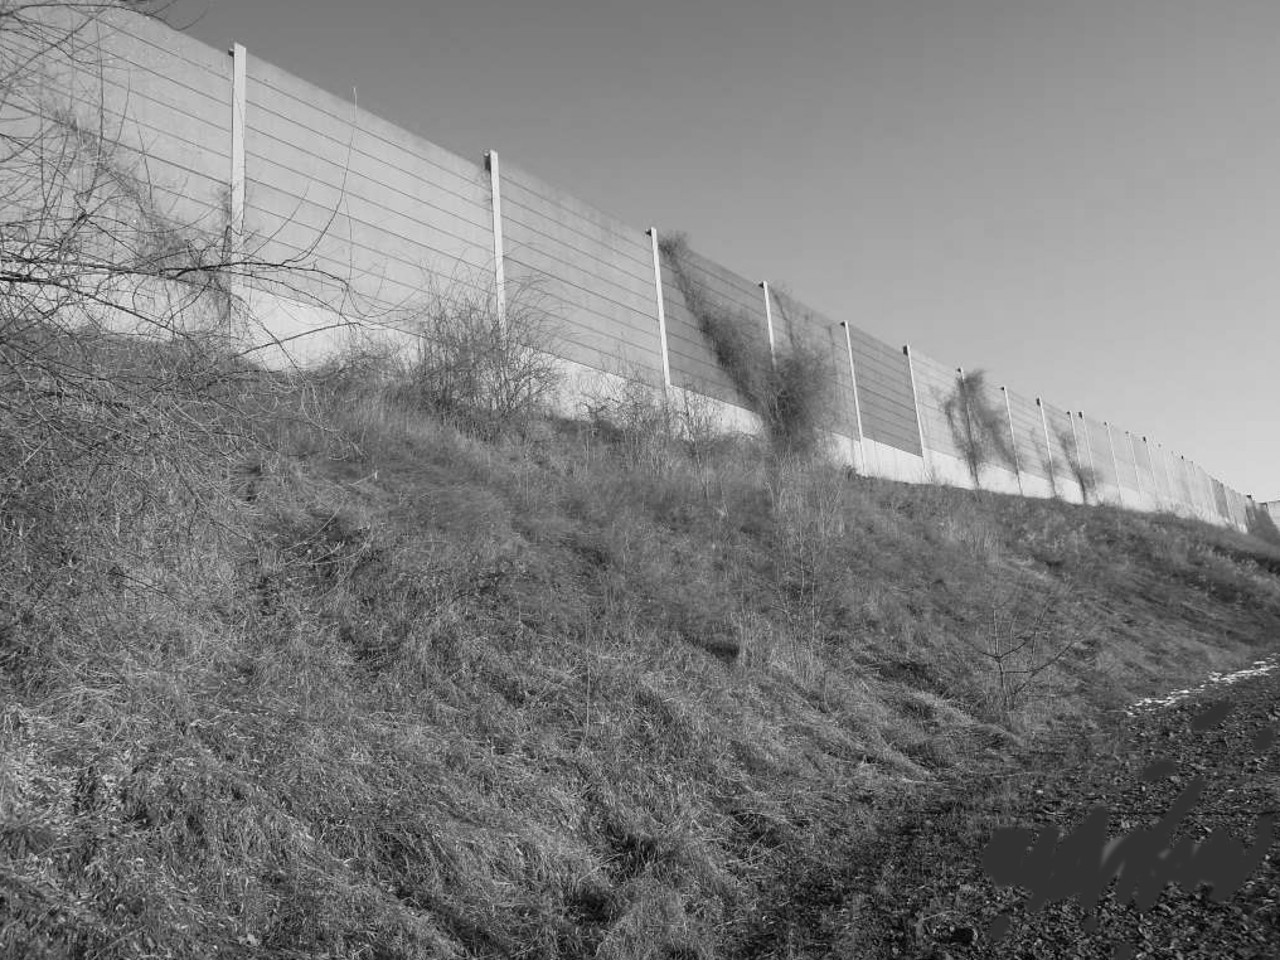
[1125,654,1280,717]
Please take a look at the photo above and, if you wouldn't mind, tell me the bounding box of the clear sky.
[170,0,1279,500]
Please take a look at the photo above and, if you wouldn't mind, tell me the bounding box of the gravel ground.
[741,656,1280,959]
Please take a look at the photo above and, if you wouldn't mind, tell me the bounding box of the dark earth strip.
[739,658,1280,959]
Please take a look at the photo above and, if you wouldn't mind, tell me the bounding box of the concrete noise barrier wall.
[2,4,1259,531]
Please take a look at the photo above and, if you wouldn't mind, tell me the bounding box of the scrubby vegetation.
[4,317,1280,958]
[396,276,564,440]
[658,234,832,458]
[942,369,1017,491]
[1056,423,1100,504]
[4,5,1280,956]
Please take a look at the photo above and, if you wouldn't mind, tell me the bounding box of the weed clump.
[942,368,1016,490]
[397,277,563,439]
[658,233,830,458]
[7,12,1280,953]
[582,375,679,473]
[7,322,1280,958]
[1055,425,1098,504]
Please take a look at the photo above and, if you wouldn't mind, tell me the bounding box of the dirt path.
[739,658,1280,959]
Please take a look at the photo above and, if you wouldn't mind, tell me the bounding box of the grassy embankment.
[3,327,1280,959]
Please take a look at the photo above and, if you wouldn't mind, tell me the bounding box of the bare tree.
[962,579,1088,721]
[1054,426,1097,505]
[942,368,1016,491]
[0,0,369,636]
[396,273,564,439]
[659,233,831,458]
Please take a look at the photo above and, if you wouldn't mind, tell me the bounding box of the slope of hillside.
[3,334,1280,959]
[745,654,1280,960]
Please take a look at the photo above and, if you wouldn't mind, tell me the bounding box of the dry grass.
[3,327,1280,958]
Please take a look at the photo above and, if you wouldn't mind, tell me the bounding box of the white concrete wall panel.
[1080,416,1121,504]
[1211,478,1231,522]
[1179,460,1199,515]
[1192,464,1215,521]
[1111,427,1141,496]
[501,163,661,379]
[243,57,493,315]
[846,330,921,456]
[767,290,860,445]
[1264,502,1280,529]
[1141,440,1171,507]
[1041,401,1080,501]
[4,7,231,232]
[659,245,769,406]
[965,374,1019,492]
[1007,388,1051,481]
[910,351,963,462]
[1227,488,1248,530]
[6,8,1255,534]
[1132,437,1159,506]
[860,439,929,485]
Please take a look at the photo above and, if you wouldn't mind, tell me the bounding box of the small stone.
[948,926,978,945]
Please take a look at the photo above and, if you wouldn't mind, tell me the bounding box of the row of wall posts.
[433,97,1247,523]
[0,16,1240,529]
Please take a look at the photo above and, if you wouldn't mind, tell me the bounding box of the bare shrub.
[1038,443,1060,500]
[396,276,563,439]
[962,579,1086,722]
[1055,426,1098,504]
[582,374,678,475]
[942,369,1016,490]
[672,388,741,479]
[0,0,372,660]
[658,233,831,458]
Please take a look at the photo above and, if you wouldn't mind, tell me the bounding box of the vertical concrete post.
[227,43,246,316]
[1189,460,1206,519]
[645,229,672,395]
[1199,465,1216,521]
[759,281,778,368]
[1152,437,1162,512]
[1103,421,1123,506]
[1216,478,1230,526]
[903,345,928,477]
[840,322,865,473]
[1127,432,1144,506]
[1182,455,1196,514]
[1147,438,1167,510]
[956,366,979,489]
[229,44,246,242]
[1037,398,1057,498]
[484,150,506,328]
[1156,441,1174,510]
[1180,456,1195,515]
[1001,386,1023,496]
[1157,448,1172,514]
[839,323,865,442]
[1067,410,1080,466]
[1188,458,1199,515]
[1067,409,1083,501]
[1077,412,1097,499]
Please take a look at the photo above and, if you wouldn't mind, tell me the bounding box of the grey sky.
[174,0,1279,499]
